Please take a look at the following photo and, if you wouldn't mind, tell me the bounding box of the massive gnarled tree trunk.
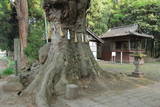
[15,0,28,67]
[23,0,102,107]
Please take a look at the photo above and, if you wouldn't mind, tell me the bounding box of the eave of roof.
[86,29,104,44]
[100,24,154,39]
[99,31,154,39]
[130,31,154,39]
[100,33,130,39]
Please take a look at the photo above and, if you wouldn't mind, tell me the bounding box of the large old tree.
[22,0,101,107]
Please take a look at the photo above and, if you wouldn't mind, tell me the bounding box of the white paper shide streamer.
[67,29,71,40]
[81,33,84,42]
[74,32,78,42]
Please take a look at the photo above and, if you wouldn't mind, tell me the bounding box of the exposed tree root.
[21,28,103,107]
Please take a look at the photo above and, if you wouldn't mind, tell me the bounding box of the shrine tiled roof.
[100,24,154,39]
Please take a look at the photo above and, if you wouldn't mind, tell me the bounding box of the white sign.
[0,49,6,57]
[112,52,116,56]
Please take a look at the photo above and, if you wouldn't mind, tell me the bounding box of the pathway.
[55,82,160,107]
[0,59,7,72]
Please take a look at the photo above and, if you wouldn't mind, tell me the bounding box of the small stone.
[65,84,79,99]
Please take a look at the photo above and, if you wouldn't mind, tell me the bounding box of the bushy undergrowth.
[1,57,15,75]
[24,20,45,63]
[2,67,14,75]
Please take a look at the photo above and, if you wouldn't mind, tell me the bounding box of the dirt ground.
[0,76,156,107]
[0,62,159,107]
[0,79,37,107]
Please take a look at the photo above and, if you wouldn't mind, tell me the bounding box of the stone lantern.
[132,52,146,77]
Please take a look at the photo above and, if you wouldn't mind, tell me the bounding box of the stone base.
[132,72,144,78]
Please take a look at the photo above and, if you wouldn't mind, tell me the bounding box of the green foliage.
[28,0,44,19]
[7,57,15,68]
[87,0,109,35]
[2,67,14,75]
[0,0,44,58]
[2,57,15,75]
[24,0,45,61]
[0,0,18,51]
[87,0,130,35]
[25,20,45,61]
[106,0,160,38]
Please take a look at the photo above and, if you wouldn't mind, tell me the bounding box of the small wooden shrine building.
[90,24,154,63]
[87,29,104,59]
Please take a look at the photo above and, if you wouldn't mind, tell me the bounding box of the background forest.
[0,0,160,61]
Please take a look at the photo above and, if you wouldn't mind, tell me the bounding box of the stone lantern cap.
[131,53,147,58]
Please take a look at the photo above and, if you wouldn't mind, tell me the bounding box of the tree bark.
[15,0,28,67]
[22,0,102,107]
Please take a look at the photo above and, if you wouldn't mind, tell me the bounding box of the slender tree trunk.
[15,0,28,67]
[22,0,102,107]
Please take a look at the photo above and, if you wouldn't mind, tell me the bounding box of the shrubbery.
[1,57,15,75]
[2,67,14,75]
[24,20,45,63]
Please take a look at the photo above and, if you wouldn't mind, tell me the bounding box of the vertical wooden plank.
[14,39,18,61]
[14,38,21,75]
[44,12,49,43]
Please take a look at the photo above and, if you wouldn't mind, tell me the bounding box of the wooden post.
[120,51,123,64]
[15,61,18,76]
[14,39,21,75]
[112,52,116,63]
[44,12,48,43]
[128,38,131,50]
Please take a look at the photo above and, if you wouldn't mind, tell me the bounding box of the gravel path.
[55,82,160,107]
